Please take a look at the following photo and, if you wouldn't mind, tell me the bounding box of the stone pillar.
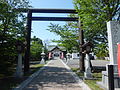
[107,21,120,65]
[48,52,52,60]
[101,21,120,89]
[15,53,23,78]
[84,54,92,79]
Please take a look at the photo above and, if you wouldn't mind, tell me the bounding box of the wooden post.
[78,17,85,72]
[108,65,114,90]
[24,10,32,74]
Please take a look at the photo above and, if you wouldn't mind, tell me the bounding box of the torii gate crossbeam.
[24,9,84,73]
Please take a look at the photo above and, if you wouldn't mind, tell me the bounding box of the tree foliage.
[47,23,79,53]
[47,0,120,58]
[73,0,120,58]
[0,0,30,76]
[30,36,43,60]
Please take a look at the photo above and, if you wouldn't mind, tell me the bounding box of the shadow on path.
[23,60,82,90]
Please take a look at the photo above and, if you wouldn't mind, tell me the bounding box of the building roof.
[48,45,66,52]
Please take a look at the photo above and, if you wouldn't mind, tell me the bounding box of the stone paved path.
[23,59,83,90]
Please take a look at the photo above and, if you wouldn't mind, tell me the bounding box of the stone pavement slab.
[63,59,109,69]
[14,59,91,90]
[22,59,83,90]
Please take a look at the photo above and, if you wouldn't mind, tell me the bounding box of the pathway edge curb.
[60,59,91,90]
[13,60,53,90]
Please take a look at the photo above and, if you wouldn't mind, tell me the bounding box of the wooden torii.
[20,8,84,73]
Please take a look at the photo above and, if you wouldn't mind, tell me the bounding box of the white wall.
[72,53,79,59]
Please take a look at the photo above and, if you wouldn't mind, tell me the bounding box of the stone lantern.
[66,52,71,63]
[40,48,45,64]
[15,40,24,78]
[82,41,93,79]
[66,53,71,60]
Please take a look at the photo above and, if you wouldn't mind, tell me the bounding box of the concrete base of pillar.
[84,67,93,79]
[15,69,23,78]
[14,54,23,78]
[40,59,45,64]
[100,64,120,89]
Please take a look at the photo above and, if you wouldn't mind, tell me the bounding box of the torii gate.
[23,9,84,73]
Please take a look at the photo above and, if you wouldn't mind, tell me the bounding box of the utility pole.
[78,17,85,72]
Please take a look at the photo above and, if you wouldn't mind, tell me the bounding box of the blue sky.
[29,0,74,44]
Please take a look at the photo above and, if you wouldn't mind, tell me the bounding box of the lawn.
[71,68,104,90]
[0,63,44,90]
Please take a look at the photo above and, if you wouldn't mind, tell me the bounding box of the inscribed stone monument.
[101,21,120,89]
[107,21,120,65]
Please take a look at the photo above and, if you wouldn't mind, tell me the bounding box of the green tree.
[73,0,120,58]
[30,36,43,60]
[47,23,79,53]
[0,0,30,76]
[31,36,43,45]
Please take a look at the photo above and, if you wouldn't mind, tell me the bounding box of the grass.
[71,68,104,90]
[0,76,28,90]
[0,63,45,90]
[25,64,44,76]
[84,73,103,90]
[30,64,44,68]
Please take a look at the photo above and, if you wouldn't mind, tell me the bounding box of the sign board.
[117,43,120,77]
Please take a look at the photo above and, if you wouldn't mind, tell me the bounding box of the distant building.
[48,46,66,59]
[72,53,80,59]
[71,52,95,60]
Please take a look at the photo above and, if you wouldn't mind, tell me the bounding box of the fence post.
[108,65,114,90]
